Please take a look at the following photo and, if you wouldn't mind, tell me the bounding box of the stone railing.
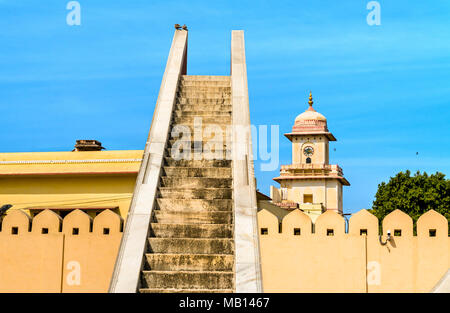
[280,164,344,176]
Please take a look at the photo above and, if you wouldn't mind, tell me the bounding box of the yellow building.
[271,92,350,222]
[0,140,142,220]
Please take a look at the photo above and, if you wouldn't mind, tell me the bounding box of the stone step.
[141,271,234,290]
[149,223,233,238]
[169,124,230,132]
[158,187,232,200]
[164,151,232,162]
[178,93,231,100]
[177,98,231,105]
[173,110,231,117]
[144,254,234,271]
[139,288,233,293]
[179,86,231,93]
[164,158,231,168]
[157,199,233,211]
[161,177,232,188]
[180,80,231,87]
[167,140,230,150]
[181,75,230,82]
[163,167,231,178]
[148,238,234,254]
[173,115,231,125]
[164,146,231,159]
[169,130,231,141]
[153,210,233,224]
[176,103,231,111]
[178,91,231,97]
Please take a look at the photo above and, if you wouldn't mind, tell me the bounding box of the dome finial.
[307,91,315,111]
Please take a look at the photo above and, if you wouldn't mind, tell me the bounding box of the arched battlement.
[257,209,279,236]
[32,209,62,234]
[258,208,449,292]
[315,210,345,236]
[257,208,448,239]
[417,209,448,238]
[348,209,379,236]
[281,209,312,237]
[0,209,31,235]
[0,209,125,235]
[382,209,413,237]
[62,209,93,235]
[93,209,123,235]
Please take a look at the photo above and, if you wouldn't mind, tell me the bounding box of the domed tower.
[272,92,349,220]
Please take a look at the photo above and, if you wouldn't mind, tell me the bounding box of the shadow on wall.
[258,208,450,293]
[0,209,123,293]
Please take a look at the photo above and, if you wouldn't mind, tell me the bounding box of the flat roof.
[0,150,143,176]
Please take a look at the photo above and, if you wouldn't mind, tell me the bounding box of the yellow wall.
[258,208,450,293]
[1,150,448,293]
[0,150,142,218]
[0,209,122,293]
[0,207,448,293]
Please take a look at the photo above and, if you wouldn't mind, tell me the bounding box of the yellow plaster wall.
[0,150,142,218]
[0,209,123,293]
[258,208,450,293]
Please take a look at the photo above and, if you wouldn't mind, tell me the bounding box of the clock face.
[303,146,314,157]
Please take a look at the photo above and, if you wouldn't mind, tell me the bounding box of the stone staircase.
[139,75,235,293]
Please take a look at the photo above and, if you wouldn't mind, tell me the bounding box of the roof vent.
[73,140,105,152]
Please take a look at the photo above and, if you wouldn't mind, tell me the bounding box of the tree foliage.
[371,170,450,225]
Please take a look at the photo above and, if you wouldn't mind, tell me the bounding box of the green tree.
[371,170,450,228]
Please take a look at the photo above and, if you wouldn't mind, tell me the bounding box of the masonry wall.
[0,209,122,292]
[258,208,450,292]
[0,175,136,219]
[1,207,448,292]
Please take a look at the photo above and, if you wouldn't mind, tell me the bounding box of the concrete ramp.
[432,269,450,293]
[109,29,262,293]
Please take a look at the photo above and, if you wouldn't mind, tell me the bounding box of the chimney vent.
[73,140,105,152]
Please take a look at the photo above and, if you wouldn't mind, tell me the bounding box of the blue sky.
[1,0,450,214]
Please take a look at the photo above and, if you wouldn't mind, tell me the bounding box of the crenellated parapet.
[258,208,449,238]
[0,208,123,236]
[258,208,449,293]
[0,209,123,293]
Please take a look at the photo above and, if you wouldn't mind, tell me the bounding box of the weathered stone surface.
[161,177,232,188]
[157,199,233,211]
[181,75,230,81]
[175,103,232,110]
[141,271,234,289]
[173,115,231,124]
[164,158,231,168]
[167,141,231,152]
[153,210,233,224]
[173,110,231,117]
[145,254,234,271]
[148,238,234,254]
[177,98,231,105]
[149,223,233,238]
[138,75,236,293]
[163,166,231,178]
[158,187,232,200]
